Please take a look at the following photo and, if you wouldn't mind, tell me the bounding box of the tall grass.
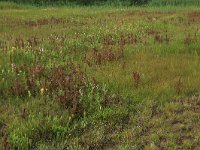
[0,1,35,9]
[1,0,200,7]
[0,1,21,9]
[150,0,200,6]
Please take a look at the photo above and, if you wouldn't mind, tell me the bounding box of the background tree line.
[1,0,199,7]
[0,0,149,6]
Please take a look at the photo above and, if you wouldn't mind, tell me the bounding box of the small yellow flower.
[40,88,44,95]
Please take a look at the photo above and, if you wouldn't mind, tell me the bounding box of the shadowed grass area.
[1,0,200,6]
[150,0,200,6]
[0,5,200,149]
[0,2,21,9]
[0,1,34,9]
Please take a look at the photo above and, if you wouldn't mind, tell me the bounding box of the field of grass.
[150,0,200,6]
[0,2,200,150]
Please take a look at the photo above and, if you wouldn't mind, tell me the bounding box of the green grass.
[150,0,200,6]
[0,2,21,9]
[0,4,200,149]
[0,1,34,9]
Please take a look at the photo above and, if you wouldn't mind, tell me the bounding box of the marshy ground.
[0,5,200,149]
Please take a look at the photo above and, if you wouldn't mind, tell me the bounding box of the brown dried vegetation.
[5,62,95,115]
[188,11,200,23]
[175,77,183,94]
[25,17,66,27]
[132,71,141,88]
[84,47,124,66]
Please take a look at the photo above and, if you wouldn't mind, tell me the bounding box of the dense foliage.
[0,0,149,5]
[1,0,200,6]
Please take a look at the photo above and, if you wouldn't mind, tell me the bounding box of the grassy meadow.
[0,2,200,149]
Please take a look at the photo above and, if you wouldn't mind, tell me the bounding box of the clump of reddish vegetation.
[184,33,197,46]
[154,34,163,44]
[101,33,139,47]
[4,62,92,115]
[154,30,170,44]
[2,136,9,150]
[83,33,140,66]
[118,33,139,46]
[146,29,170,45]
[27,36,39,48]
[11,33,67,52]
[102,34,115,46]
[0,89,3,97]
[3,61,123,119]
[7,64,44,97]
[92,48,116,65]
[49,63,86,114]
[146,29,160,36]
[25,17,66,27]
[132,71,141,88]
[175,77,183,94]
[188,12,200,23]
[83,47,124,66]
[8,80,27,97]
[13,36,39,50]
